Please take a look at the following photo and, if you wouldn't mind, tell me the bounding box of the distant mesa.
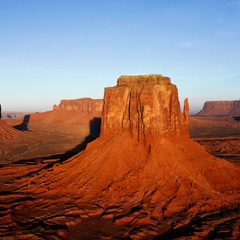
[196,100,240,117]
[30,98,103,124]
[53,97,103,113]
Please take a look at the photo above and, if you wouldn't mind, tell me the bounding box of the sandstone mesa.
[196,100,240,117]
[0,74,239,239]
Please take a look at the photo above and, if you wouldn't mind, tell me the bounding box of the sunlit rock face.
[0,119,23,141]
[54,98,103,113]
[0,75,240,239]
[29,98,103,124]
[101,75,189,140]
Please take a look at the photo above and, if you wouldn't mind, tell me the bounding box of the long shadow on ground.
[11,117,102,165]
[14,114,31,131]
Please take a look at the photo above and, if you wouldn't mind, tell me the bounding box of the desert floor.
[2,115,239,166]
[190,116,240,166]
[0,116,239,239]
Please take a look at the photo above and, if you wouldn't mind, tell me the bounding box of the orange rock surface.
[54,97,103,112]
[31,97,103,124]
[1,98,103,163]
[0,119,34,162]
[0,119,23,141]
[101,75,189,139]
[0,75,239,239]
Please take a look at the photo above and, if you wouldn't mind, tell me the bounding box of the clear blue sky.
[0,0,239,114]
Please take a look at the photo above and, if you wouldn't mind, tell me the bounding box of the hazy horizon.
[1,0,239,113]
[2,97,240,116]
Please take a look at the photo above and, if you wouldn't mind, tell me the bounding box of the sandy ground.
[190,116,240,166]
[1,118,99,164]
[2,115,239,166]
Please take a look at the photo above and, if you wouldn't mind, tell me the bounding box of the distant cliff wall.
[30,98,103,124]
[196,100,240,117]
[53,98,103,113]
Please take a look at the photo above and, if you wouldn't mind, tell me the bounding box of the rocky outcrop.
[53,98,103,113]
[196,100,240,116]
[102,75,189,140]
[0,119,32,163]
[0,75,240,239]
[0,119,21,141]
[30,98,103,124]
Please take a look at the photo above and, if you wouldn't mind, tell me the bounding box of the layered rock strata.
[102,75,189,140]
[196,100,240,116]
[0,75,239,239]
[31,98,103,124]
[53,98,103,113]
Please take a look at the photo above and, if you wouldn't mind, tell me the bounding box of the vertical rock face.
[196,100,240,116]
[31,98,103,124]
[101,75,189,140]
[54,98,103,113]
[1,75,240,239]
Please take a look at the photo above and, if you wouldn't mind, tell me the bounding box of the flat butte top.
[117,74,171,86]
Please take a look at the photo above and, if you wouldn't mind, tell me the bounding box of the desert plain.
[0,75,240,239]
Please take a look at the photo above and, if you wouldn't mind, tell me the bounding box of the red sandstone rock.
[0,119,32,162]
[101,75,189,140]
[0,119,22,141]
[54,97,103,112]
[1,98,103,163]
[0,75,239,239]
[31,98,103,124]
[196,100,240,116]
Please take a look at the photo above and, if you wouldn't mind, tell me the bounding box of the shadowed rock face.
[196,100,240,116]
[0,75,240,239]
